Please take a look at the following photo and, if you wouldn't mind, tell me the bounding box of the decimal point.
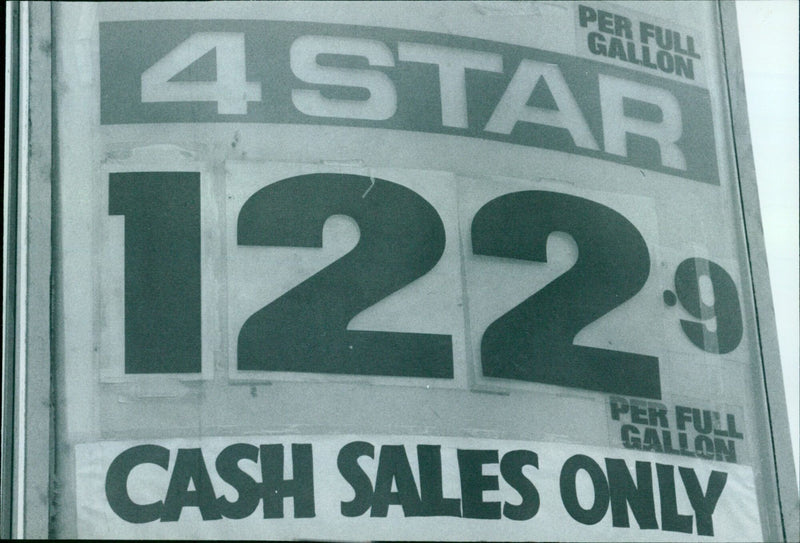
[663,290,677,307]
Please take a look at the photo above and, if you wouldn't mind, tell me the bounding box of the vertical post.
[718,1,800,541]
[7,1,54,538]
[1,1,21,539]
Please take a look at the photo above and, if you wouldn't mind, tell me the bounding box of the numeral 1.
[109,172,201,373]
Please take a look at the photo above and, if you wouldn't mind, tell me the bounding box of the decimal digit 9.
[674,257,743,354]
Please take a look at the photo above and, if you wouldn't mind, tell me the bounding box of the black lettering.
[678,432,695,457]
[621,425,642,449]
[338,441,375,517]
[458,449,501,519]
[662,431,680,455]
[727,414,744,439]
[597,10,614,33]
[105,444,169,524]
[371,445,425,517]
[674,258,744,354]
[642,428,663,453]
[588,32,607,56]
[642,45,659,69]
[648,403,669,427]
[630,401,649,425]
[656,50,675,74]
[608,37,627,61]
[680,467,727,536]
[560,455,609,525]
[215,443,260,520]
[655,27,673,51]
[259,444,315,518]
[674,55,694,80]
[713,438,737,463]
[685,35,701,59]
[626,40,642,64]
[609,397,629,420]
[693,409,713,434]
[614,14,633,39]
[656,464,692,534]
[695,435,716,459]
[640,22,656,44]
[605,459,658,529]
[162,448,222,522]
[417,445,461,517]
[673,31,690,56]
[500,450,540,521]
[578,5,597,28]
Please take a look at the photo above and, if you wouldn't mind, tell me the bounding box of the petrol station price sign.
[49,1,788,540]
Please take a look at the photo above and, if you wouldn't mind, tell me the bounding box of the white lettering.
[599,74,686,170]
[290,35,397,121]
[141,33,261,115]
[485,60,599,150]
[397,43,503,128]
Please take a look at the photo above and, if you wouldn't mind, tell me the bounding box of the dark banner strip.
[99,20,719,184]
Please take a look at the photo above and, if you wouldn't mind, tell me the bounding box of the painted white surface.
[738,0,800,487]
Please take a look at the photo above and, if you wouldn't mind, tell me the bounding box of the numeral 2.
[471,191,661,399]
[236,174,454,378]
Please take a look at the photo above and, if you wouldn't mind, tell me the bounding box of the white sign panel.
[76,435,762,541]
[52,1,781,539]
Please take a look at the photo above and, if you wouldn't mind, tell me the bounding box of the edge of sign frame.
[719,2,800,541]
[17,1,55,539]
[1,1,21,538]
[1,1,55,538]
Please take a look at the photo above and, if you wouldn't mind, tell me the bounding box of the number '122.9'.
[109,171,744,400]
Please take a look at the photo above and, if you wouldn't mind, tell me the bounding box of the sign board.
[33,1,794,540]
